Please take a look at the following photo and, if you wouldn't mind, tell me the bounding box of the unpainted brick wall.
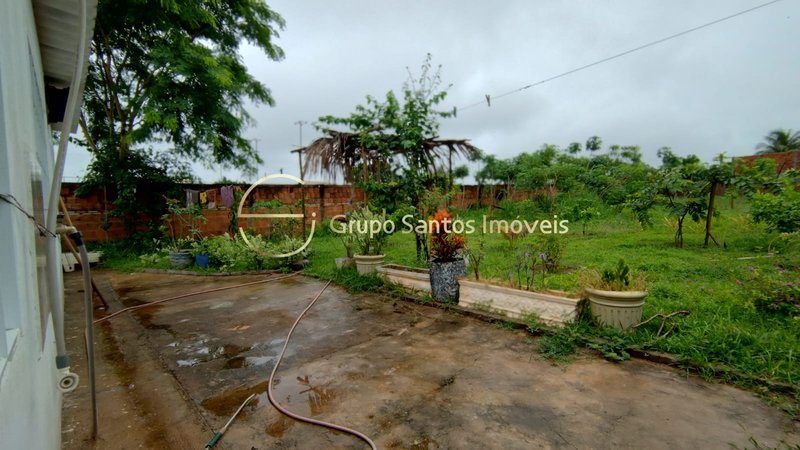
[59,182,369,242]
[60,182,515,242]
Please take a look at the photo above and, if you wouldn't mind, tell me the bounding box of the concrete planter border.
[376,264,431,293]
[458,278,579,325]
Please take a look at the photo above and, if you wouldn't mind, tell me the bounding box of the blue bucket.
[195,252,210,268]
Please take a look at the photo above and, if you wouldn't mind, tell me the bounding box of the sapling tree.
[627,165,708,248]
[701,154,734,247]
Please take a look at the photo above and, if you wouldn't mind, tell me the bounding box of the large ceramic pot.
[585,287,647,331]
[169,250,193,269]
[429,258,467,303]
[354,254,385,275]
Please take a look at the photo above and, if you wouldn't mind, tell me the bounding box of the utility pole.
[293,120,307,178]
[292,120,308,238]
[250,138,262,178]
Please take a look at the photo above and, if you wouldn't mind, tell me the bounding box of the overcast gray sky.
[63,0,800,183]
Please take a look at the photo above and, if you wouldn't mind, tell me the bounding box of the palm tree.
[756,128,800,154]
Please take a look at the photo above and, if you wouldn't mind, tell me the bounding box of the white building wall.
[0,1,63,448]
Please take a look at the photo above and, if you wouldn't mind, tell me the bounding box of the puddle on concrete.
[223,343,250,358]
[209,301,233,310]
[223,355,275,369]
[201,374,338,438]
[224,357,247,369]
[202,380,270,416]
[265,413,293,438]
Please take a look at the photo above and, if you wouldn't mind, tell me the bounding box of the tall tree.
[305,55,479,261]
[756,128,800,154]
[586,136,602,153]
[79,0,285,234]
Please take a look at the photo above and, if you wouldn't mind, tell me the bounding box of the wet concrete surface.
[63,270,798,449]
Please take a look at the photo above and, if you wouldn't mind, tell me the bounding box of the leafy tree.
[79,0,285,234]
[566,198,600,235]
[756,128,800,154]
[314,55,472,261]
[657,147,681,169]
[586,136,602,153]
[700,154,733,247]
[620,145,642,164]
[608,144,621,161]
[627,164,708,248]
[567,142,582,154]
[452,165,470,181]
[732,157,783,197]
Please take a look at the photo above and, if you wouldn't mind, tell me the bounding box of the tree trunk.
[675,215,684,248]
[415,232,429,262]
[703,182,719,248]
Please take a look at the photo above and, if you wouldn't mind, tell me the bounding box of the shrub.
[750,183,800,233]
[429,209,465,262]
[749,272,800,318]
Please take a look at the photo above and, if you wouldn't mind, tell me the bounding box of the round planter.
[354,254,385,275]
[195,252,210,268]
[429,258,467,303]
[169,250,193,269]
[585,287,647,331]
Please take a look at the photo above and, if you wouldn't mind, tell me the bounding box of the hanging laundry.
[221,185,234,208]
[199,191,208,205]
[185,189,200,208]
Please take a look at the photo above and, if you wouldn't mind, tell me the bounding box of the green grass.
[98,198,799,405]
[303,200,800,393]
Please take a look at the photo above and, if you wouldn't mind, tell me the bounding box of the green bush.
[750,184,800,233]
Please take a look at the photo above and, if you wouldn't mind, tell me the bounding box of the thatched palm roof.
[301,130,481,183]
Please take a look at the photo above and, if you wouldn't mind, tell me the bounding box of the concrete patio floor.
[61,270,799,449]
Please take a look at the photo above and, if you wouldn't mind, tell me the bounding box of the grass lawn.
[303,199,799,404]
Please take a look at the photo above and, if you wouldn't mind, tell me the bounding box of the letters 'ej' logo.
[237,174,316,258]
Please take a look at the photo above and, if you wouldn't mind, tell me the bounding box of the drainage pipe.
[45,0,89,380]
[69,231,98,439]
[267,280,378,450]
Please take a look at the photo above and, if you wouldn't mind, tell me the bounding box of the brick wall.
[735,151,800,173]
[60,182,524,242]
[60,182,367,242]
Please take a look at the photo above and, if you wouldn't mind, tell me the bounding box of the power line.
[456,0,784,113]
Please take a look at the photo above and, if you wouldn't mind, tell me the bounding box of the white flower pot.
[353,254,384,274]
[585,287,647,330]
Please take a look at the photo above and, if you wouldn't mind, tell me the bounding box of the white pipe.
[74,233,98,438]
[45,0,89,370]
